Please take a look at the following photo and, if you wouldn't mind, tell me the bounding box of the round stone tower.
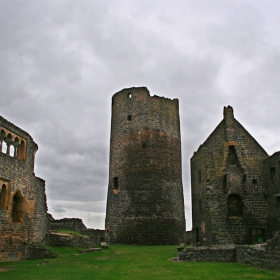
[105,87,186,245]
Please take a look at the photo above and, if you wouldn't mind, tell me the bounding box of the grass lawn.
[0,245,279,279]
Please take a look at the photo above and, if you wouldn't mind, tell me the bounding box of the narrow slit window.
[127,115,132,121]
[270,167,276,183]
[142,142,146,148]
[113,177,119,190]
[128,93,132,98]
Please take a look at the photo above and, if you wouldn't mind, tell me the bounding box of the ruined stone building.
[105,87,186,245]
[0,116,48,261]
[191,106,280,246]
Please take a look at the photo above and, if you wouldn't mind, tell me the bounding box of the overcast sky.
[1,0,280,230]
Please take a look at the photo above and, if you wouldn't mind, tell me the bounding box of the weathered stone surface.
[0,115,48,261]
[49,217,105,247]
[50,218,87,234]
[191,106,271,246]
[105,87,185,245]
[236,232,280,271]
[27,242,58,259]
[179,245,236,262]
[43,232,94,248]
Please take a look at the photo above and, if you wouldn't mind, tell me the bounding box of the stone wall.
[43,232,94,248]
[50,218,105,247]
[180,232,280,271]
[265,152,280,239]
[179,245,236,262]
[0,116,48,261]
[50,218,87,234]
[105,87,185,245]
[185,230,192,245]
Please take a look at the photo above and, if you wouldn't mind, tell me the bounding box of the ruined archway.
[12,191,24,223]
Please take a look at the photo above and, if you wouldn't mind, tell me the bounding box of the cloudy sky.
[1,0,280,230]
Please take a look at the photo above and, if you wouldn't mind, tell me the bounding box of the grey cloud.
[52,205,66,213]
[1,1,280,230]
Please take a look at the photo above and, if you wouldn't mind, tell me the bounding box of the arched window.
[12,191,24,223]
[0,184,7,209]
[227,194,243,217]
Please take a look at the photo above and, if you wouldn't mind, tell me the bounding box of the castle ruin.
[191,106,280,245]
[0,116,48,261]
[179,106,280,271]
[105,87,186,245]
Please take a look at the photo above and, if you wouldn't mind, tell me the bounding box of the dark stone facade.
[0,116,48,261]
[105,87,185,245]
[191,106,280,246]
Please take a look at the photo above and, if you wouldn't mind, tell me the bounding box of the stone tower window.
[142,142,146,148]
[228,145,239,165]
[113,177,119,190]
[12,191,24,223]
[270,167,276,184]
[128,93,132,98]
[127,115,132,121]
[0,184,7,209]
[227,194,243,217]
[17,140,25,161]
[252,179,258,185]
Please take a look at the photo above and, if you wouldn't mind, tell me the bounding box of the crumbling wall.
[50,218,87,234]
[0,116,48,261]
[265,152,280,239]
[179,232,280,271]
[105,87,185,245]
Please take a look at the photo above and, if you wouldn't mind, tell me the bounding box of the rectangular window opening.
[270,167,276,183]
[113,177,119,190]
[127,115,132,121]
[252,179,258,185]
[128,93,132,98]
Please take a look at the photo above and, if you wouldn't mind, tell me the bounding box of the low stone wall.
[236,233,280,271]
[50,218,87,234]
[43,232,94,248]
[49,218,105,247]
[27,243,58,260]
[179,245,236,262]
[179,232,280,272]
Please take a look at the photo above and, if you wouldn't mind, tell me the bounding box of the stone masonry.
[105,87,186,245]
[191,106,269,246]
[0,116,48,261]
[180,105,280,271]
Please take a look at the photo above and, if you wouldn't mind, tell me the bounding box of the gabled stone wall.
[191,107,268,246]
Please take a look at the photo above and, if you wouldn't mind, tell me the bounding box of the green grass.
[0,245,279,279]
